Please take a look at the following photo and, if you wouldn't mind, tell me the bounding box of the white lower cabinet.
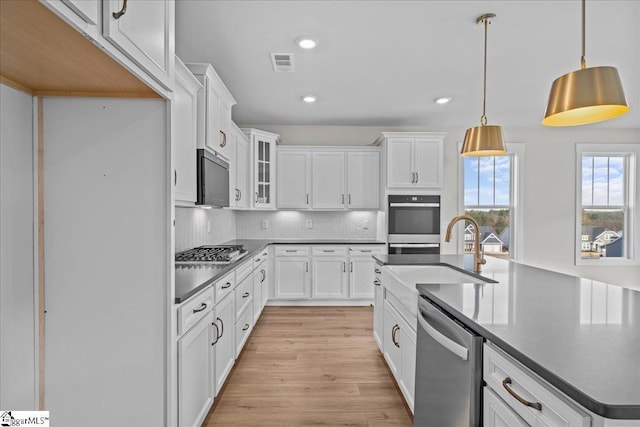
[235,307,253,357]
[349,253,379,299]
[383,300,403,378]
[253,260,268,318]
[484,342,591,427]
[373,267,384,351]
[274,255,310,299]
[178,311,214,427]
[312,256,348,299]
[213,293,235,395]
[484,387,529,427]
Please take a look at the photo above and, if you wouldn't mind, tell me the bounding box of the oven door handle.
[389,203,440,207]
[389,243,440,248]
[418,310,468,361]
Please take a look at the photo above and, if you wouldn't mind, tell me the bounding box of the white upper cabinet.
[102,0,174,90]
[187,63,237,160]
[173,57,201,204]
[347,151,379,209]
[378,132,446,189]
[312,152,345,209]
[277,151,311,209]
[275,148,380,211]
[242,129,279,210]
[231,123,249,209]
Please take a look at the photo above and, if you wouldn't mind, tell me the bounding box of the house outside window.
[576,143,638,265]
[461,143,523,260]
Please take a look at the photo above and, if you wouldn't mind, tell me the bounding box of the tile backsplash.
[175,207,236,252]
[235,211,379,240]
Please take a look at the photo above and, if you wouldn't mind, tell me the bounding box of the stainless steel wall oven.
[387,195,440,254]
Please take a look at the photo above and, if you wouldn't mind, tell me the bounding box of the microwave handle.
[389,243,440,248]
[389,203,440,207]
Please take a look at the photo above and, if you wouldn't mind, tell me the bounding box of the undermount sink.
[385,265,492,285]
[380,265,494,319]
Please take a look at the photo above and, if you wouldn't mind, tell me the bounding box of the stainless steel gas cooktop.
[175,245,247,265]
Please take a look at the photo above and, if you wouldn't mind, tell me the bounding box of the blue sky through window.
[464,156,511,206]
[582,156,625,206]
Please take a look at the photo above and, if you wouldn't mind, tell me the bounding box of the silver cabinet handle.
[255,192,258,203]
[112,0,127,19]
[221,282,231,289]
[192,302,207,313]
[306,194,309,205]
[211,321,219,346]
[242,292,250,298]
[348,194,351,204]
[350,262,353,273]
[260,269,266,282]
[242,324,250,331]
[285,249,297,253]
[174,170,177,186]
[341,194,345,204]
[306,262,309,272]
[502,378,543,411]
[343,262,346,272]
[415,172,419,183]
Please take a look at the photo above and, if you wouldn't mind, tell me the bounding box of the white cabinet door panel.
[347,151,379,209]
[274,257,309,299]
[213,293,235,395]
[312,257,348,299]
[386,138,414,187]
[414,138,443,188]
[373,280,384,351]
[312,152,345,209]
[103,0,172,89]
[277,151,311,208]
[349,257,375,299]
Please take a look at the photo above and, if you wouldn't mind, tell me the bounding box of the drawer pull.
[285,249,297,253]
[323,249,335,253]
[242,292,250,298]
[502,377,542,411]
[222,282,231,289]
[374,269,381,274]
[391,324,400,348]
[260,269,266,282]
[192,302,207,313]
[112,0,127,19]
[373,279,381,286]
[255,258,261,262]
[242,324,250,331]
[360,249,372,253]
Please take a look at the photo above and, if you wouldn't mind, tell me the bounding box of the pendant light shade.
[461,13,506,157]
[542,66,629,126]
[542,0,628,126]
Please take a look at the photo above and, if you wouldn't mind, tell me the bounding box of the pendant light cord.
[581,0,586,70]
[481,17,488,126]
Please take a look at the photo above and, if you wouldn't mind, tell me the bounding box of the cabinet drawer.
[312,246,348,256]
[235,307,253,357]
[235,276,253,320]
[178,287,214,336]
[349,246,384,255]
[274,246,309,256]
[214,271,236,302]
[484,343,591,427]
[235,260,253,284]
[253,249,268,268]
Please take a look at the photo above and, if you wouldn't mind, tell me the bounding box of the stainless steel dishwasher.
[414,295,483,426]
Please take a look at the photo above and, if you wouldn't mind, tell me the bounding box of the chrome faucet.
[444,215,486,273]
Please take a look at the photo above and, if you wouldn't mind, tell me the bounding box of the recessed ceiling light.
[302,95,317,103]
[434,97,452,105]
[296,37,318,49]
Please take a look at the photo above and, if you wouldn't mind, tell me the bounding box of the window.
[461,143,523,259]
[576,144,638,265]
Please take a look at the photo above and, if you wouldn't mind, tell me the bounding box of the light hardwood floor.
[203,306,413,427]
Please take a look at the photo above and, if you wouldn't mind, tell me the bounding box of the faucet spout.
[444,214,487,273]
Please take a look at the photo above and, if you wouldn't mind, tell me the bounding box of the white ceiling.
[175,1,640,129]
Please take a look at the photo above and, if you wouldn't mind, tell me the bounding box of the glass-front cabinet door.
[243,129,279,209]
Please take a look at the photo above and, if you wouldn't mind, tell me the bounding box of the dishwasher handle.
[418,309,469,361]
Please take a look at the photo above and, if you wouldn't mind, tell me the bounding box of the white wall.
[235,210,379,240]
[0,84,37,409]
[243,124,640,288]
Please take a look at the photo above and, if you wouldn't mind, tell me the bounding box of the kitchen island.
[373,254,640,422]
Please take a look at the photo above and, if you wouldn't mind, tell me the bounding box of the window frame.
[575,143,638,266]
[458,142,525,261]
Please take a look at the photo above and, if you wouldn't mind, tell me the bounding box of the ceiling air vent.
[270,53,295,72]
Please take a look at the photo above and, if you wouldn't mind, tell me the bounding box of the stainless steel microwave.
[196,149,229,207]
[387,195,440,254]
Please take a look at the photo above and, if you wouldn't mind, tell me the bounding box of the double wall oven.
[387,195,440,254]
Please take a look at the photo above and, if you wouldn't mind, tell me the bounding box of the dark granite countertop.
[373,254,640,419]
[175,239,385,303]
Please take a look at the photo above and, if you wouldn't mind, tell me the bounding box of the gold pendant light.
[461,13,506,157]
[542,0,629,126]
